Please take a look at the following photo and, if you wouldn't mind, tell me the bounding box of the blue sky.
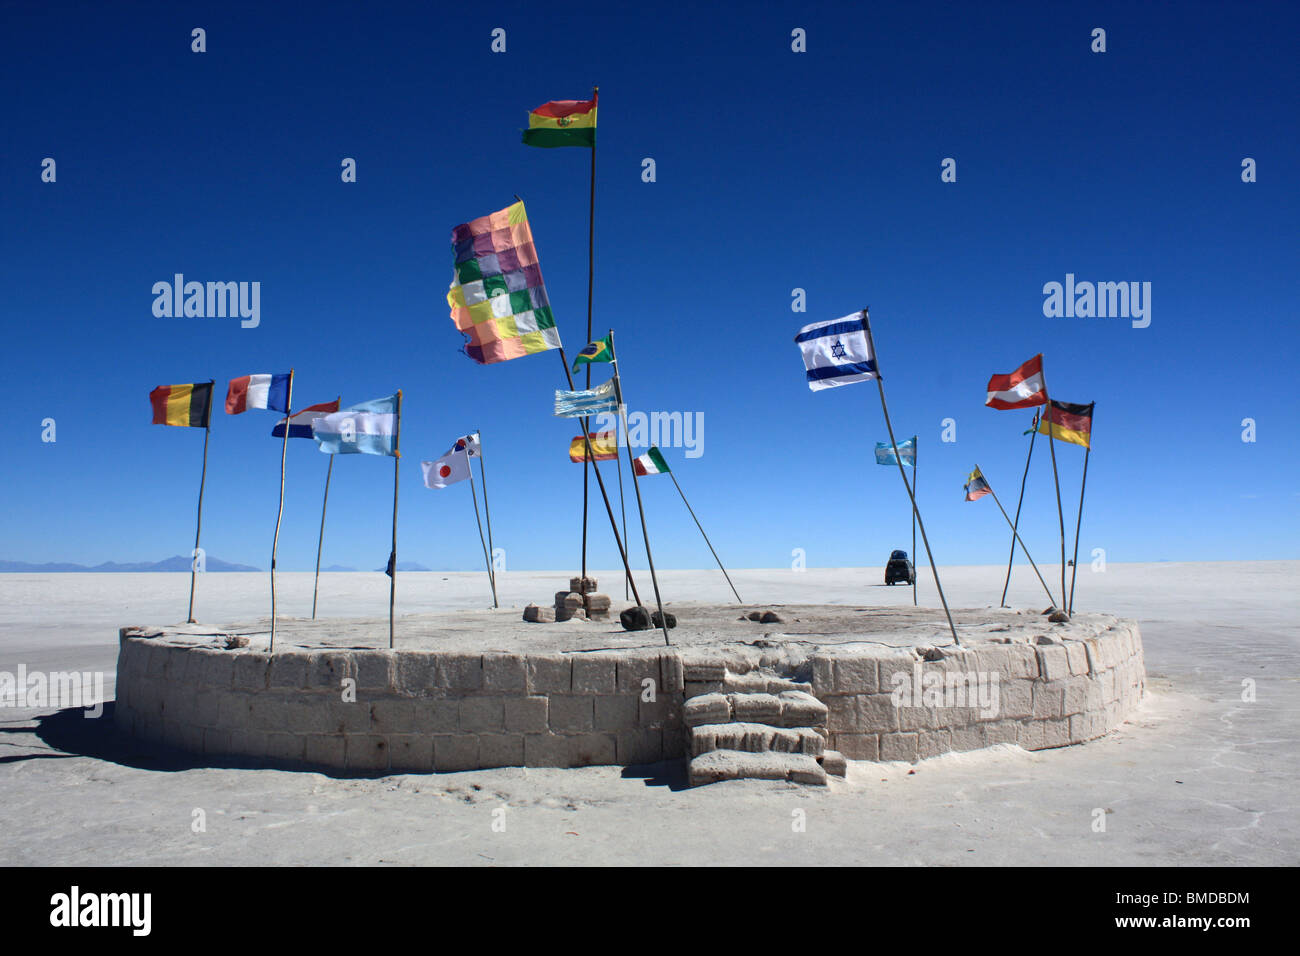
[3,1,1297,573]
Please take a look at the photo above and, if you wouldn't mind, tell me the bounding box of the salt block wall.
[807,621,1147,761]
[113,634,685,772]
[114,619,1145,773]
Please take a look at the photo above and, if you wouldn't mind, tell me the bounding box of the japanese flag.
[421,449,471,489]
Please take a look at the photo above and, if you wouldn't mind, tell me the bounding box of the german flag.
[1037,399,1093,448]
[150,381,213,428]
[522,90,597,149]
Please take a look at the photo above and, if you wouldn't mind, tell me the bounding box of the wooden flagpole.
[911,435,918,607]
[388,390,401,648]
[312,454,333,620]
[1067,403,1095,615]
[1000,410,1040,608]
[187,380,214,624]
[609,330,671,645]
[580,86,598,589]
[556,346,642,605]
[860,309,960,646]
[616,425,630,600]
[667,470,742,603]
[1039,363,1069,613]
[467,449,498,607]
[269,369,294,651]
[977,464,1057,606]
[475,430,498,606]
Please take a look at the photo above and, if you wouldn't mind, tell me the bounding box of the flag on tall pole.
[1064,403,1097,615]
[422,435,497,607]
[149,380,214,622]
[1038,400,1094,448]
[225,374,291,414]
[569,431,620,462]
[986,353,1066,612]
[522,89,599,584]
[554,378,618,417]
[796,310,960,645]
[310,393,402,645]
[876,436,918,606]
[965,465,1057,607]
[270,398,341,620]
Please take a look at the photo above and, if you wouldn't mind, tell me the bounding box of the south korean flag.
[795,312,877,391]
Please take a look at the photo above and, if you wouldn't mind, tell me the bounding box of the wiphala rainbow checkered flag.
[446,200,562,365]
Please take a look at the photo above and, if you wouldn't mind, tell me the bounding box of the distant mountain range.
[0,556,260,572]
[373,561,433,572]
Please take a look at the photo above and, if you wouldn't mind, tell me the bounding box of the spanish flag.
[522,90,597,149]
[1037,400,1094,448]
[150,381,213,428]
[569,431,619,462]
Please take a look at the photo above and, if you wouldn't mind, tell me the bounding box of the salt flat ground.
[0,562,1295,866]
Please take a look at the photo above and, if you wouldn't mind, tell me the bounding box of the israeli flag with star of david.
[795,312,877,391]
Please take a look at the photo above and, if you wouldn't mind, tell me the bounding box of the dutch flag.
[272,398,342,439]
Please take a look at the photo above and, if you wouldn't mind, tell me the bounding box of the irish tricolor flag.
[522,91,597,148]
[633,447,669,476]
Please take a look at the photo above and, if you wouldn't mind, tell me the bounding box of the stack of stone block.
[522,576,613,623]
[680,655,846,787]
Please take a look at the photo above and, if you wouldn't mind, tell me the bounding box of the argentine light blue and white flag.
[312,394,399,456]
[554,378,618,418]
[795,312,877,391]
[875,437,916,467]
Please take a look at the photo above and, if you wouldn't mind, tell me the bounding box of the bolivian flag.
[150,381,213,428]
[522,91,597,148]
[1037,400,1094,448]
[569,431,619,462]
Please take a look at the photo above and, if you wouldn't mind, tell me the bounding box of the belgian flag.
[1037,400,1093,448]
[150,381,213,428]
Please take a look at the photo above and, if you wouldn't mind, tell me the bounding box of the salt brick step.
[691,722,825,758]
[820,750,847,777]
[722,673,812,696]
[688,750,828,787]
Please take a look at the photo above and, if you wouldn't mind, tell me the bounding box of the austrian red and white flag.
[985,354,1047,409]
[421,449,471,489]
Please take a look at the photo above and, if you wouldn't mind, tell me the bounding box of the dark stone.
[760,611,782,624]
[922,646,945,661]
[651,611,678,629]
[620,606,652,631]
[747,611,763,621]
[1048,611,1070,624]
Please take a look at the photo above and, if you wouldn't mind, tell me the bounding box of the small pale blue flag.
[874,437,916,467]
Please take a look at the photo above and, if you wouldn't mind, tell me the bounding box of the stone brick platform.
[112,604,1146,782]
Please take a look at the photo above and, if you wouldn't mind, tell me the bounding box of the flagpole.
[475,430,498,607]
[389,389,401,648]
[467,450,498,608]
[269,369,294,651]
[556,346,642,606]
[668,470,742,603]
[187,380,214,624]
[978,465,1057,607]
[616,424,629,600]
[609,330,671,645]
[911,435,918,607]
[860,309,960,646]
[1067,404,1095,615]
[312,454,333,620]
[1040,363,1069,613]
[1000,411,1040,608]
[581,85,598,591]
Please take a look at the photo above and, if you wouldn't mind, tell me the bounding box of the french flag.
[226,373,291,414]
[985,354,1047,410]
[272,398,341,439]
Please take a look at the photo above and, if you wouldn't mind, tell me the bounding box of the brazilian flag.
[572,333,613,373]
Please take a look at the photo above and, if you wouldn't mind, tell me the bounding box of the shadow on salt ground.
[10,702,381,780]
[13,702,698,788]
